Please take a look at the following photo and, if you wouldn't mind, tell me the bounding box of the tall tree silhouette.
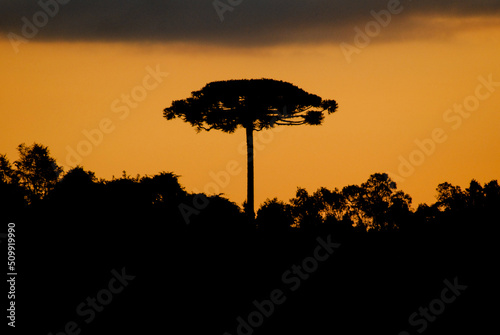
[164,79,338,220]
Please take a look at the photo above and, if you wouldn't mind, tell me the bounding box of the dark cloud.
[1,0,500,46]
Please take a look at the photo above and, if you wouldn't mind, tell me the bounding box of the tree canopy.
[164,78,338,132]
[14,143,63,203]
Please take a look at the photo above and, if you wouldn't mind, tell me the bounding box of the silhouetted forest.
[1,143,497,334]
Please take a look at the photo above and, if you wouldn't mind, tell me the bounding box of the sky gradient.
[1,0,500,208]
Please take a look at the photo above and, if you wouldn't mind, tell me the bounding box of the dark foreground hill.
[1,145,498,334]
[14,207,496,335]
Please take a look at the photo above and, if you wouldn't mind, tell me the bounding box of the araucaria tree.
[164,79,338,221]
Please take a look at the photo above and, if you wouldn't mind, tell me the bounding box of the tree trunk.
[245,125,255,222]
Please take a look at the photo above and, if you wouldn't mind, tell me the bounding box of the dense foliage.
[2,143,495,334]
[2,143,498,231]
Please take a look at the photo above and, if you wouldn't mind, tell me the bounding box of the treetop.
[164,78,338,133]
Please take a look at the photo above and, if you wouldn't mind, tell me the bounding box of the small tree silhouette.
[164,79,338,221]
[436,182,466,212]
[14,143,63,203]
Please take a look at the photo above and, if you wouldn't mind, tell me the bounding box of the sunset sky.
[1,0,500,208]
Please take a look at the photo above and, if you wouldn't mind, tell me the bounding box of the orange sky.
[1,22,499,208]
